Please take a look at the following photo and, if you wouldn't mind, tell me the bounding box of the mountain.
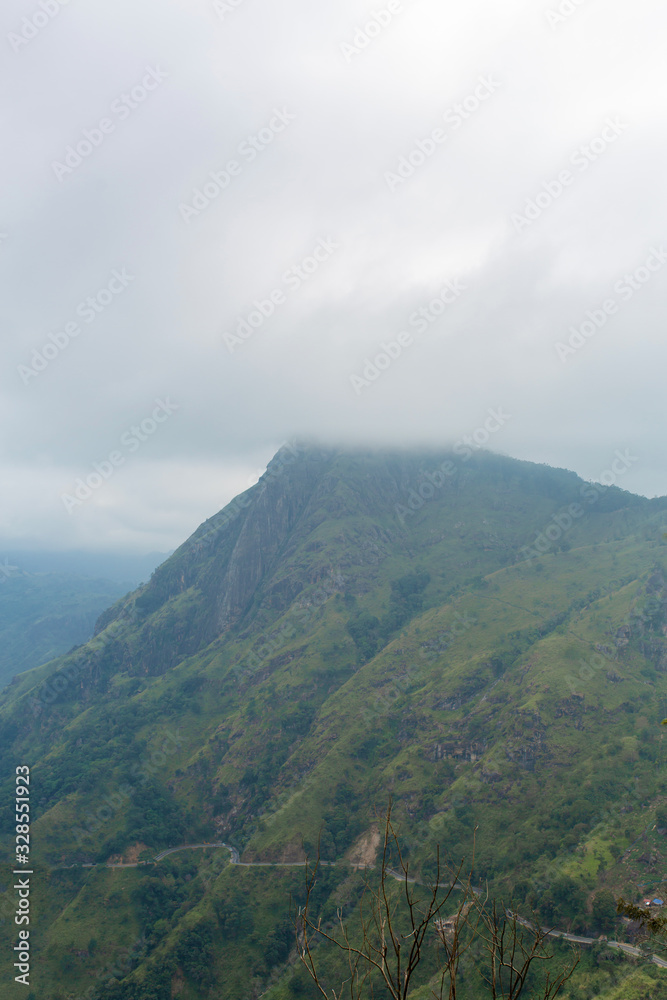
[0,549,171,584]
[0,573,133,690]
[0,550,170,690]
[3,444,667,999]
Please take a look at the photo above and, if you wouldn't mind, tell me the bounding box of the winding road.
[512,912,667,970]
[53,842,667,971]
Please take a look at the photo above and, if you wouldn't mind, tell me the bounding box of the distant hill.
[0,548,170,583]
[0,573,132,690]
[2,446,667,999]
[0,550,170,688]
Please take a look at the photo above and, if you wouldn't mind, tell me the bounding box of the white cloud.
[1,0,666,550]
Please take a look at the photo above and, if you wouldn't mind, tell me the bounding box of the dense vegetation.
[2,446,667,998]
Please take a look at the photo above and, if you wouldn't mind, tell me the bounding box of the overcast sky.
[2,0,665,554]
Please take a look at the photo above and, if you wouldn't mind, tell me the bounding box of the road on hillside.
[54,843,667,972]
[506,911,667,968]
[550,932,596,945]
[55,841,234,870]
[153,842,228,862]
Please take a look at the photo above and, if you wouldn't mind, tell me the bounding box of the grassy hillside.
[2,446,667,998]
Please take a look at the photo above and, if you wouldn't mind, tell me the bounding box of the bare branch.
[295,803,579,1000]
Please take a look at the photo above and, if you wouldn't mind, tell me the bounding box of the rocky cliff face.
[90,445,338,677]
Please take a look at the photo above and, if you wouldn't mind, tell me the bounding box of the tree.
[616,897,667,937]
[655,806,667,829]
[591,890,617,934]
[295,803,578,999]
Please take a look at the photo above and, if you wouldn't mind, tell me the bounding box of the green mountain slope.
[3,445,667,999]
